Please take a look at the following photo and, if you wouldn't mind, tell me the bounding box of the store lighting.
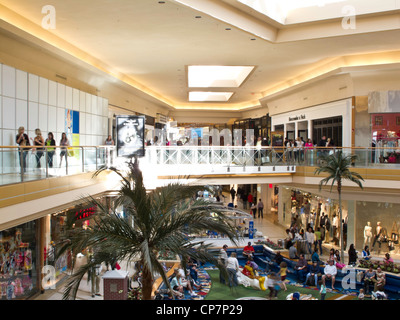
[189,91,234,102]
[188,65,254,88]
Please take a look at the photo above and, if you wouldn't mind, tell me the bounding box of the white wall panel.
[48,105,57,133]
[80,112,86,135]
[73,88,80,111]
[85,93,92,114]
[28,101,39,132]
[103,98,108,117]
[2,65,16,98]
[91,95,97,115]
[86,113,92,137]
[65,86,72,109]
[16,70,28,100]
[2,129,15,147]
[28,74,39,103]
[38,104,48,132]
[16,99,28,130]
[39,77,49,105]
[48,80,57,107]
[56,107,65,133]
[2,97,16,130]
[57,83,65,108]
[80,91,86,113]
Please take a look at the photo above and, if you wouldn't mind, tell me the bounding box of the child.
[358,288,365,300]
[266,272,278,299]
[278,261,287,291]
[320,282,326,300]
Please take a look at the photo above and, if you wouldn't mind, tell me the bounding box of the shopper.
[294,254,308,283]
[348,244,358,266]
[16,126,30,172]
[225,252,239,287]
[257,199,264,218]
[305,227,315,254]
[278,261,287,291]
[322,259,337,290]
[219,244,228,284]
[305,260,320,286]
[230,187,236,203]
[363,266,376,294]
[314,227,323,255]
[45,132,56,168]
[243,242,255,259]
[375,267,386,291]
[59,132,70,167]
[32,128,45,168]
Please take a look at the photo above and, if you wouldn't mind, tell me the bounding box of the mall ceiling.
[1,0,400,112]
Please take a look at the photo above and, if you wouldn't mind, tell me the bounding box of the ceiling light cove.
[189,91,234,102]
[188,65,254,88]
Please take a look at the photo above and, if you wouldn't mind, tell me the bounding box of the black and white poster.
[116,115,145,158]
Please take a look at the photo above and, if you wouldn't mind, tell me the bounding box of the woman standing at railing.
[45,132,56,168]
[16,126,30,173]
[32,128,45,169]
[305,138,313,165]
[59,132,70,167]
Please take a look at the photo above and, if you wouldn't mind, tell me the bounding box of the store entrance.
[312,116,343,146]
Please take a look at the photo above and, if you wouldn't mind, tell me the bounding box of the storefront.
[271,98,353,147]
[277,185,400,255]
[0,220,40,300]
[369,90,400,163]
[371,113,400,163]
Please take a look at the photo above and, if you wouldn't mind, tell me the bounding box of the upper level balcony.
[0,144,399,188]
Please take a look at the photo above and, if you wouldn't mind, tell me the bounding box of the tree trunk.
[337,180,344,263]
[141,266,154,300]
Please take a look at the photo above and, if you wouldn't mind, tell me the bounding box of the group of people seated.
[155,258,205,300]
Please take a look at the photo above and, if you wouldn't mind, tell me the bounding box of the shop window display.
[0,221,38,300]
[356,202,400,254]
[371,113,400,163]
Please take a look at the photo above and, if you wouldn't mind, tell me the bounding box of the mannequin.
[364,222,373,248]
[372,222,383,252]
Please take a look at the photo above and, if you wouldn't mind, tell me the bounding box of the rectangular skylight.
[188,65,254,88]
[189,91,234,102]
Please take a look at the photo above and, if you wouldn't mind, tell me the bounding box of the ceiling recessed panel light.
[188,65,254,88]
[189,91,234,102]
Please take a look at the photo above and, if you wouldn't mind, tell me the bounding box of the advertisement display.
[116,116,145,158]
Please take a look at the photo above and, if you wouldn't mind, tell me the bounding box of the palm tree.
[57,158,241,300]
[314,151,364,262]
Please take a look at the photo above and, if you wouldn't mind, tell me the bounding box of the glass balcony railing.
[0,145,399,187]
[144,145,400,168]
[0,145,114,186]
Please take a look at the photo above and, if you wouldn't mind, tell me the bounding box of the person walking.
[59,132,70,167]
[257,199,264,218]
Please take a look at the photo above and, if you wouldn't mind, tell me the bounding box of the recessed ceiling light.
[188,65,254,88]
[189,91,234,102]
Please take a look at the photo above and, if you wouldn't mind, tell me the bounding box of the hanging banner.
[248,220,254,239]
[116,115,145,158]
